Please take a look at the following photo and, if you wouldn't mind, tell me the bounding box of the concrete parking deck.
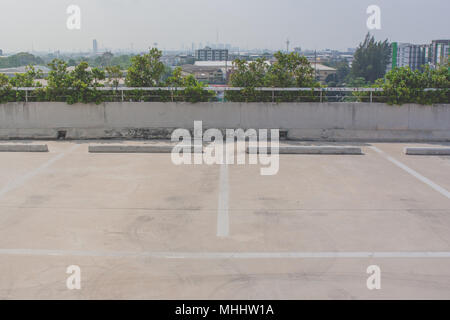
[0,140,450,299]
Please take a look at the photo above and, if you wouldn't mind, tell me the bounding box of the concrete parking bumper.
[89,144,198,153]
[0,144,48,152]
[405,147,450,155]
[247,146,363,155]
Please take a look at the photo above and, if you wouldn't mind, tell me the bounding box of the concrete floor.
[0,140,450,299]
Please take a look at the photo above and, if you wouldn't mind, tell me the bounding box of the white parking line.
[217,163,230,237]
[0,144,81,199]
[2,248,450,259]
[370,146,450,200]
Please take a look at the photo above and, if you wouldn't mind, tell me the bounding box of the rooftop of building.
[311,63,337,71]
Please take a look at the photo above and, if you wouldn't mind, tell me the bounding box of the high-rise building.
[430,40,450,68]
[195,47,228,61]
[388,40,450,72]
[388,42,430,72]
[0,49,3,56]
[93,39,98,54]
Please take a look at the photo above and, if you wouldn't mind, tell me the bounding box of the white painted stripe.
[217,163,230,237]
[0,144,81,199]
[1,249,450,259]
[370,146,450,200]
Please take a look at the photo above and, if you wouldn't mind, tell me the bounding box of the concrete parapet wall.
[0,102,449,141]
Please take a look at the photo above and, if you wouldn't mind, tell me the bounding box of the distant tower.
[93,39,98,54]
[153,42,158,48]
[286,39,290,53]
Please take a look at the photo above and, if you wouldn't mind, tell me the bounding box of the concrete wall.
[0,102,449,141]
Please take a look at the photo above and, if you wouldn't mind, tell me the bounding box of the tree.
[9,65,43,88]
[226,58,269,102]
[67,59,77,67]
[0,73,14,103]
[45,59,105,104]
[165,66,184,87]
[266,52,316,87]
[125,48,165,87]
[110,55,134,69]
[165,67,215,102]
[180,74,215,103]
[91,67,106,86]
[106,65,123,89]
[0,52,44,68]
[226,52,319,102]
[67,62,105,104]
[351,33,391,83]
[228,58,269,88]
[0,66,45,102]
[94,52,114,68]
[47,59,71,92]
[0,74,9,87]
[380,64,449,105]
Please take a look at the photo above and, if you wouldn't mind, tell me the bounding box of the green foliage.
[125,48,165,87]
[2,51,448,106]
[268,52,316,87]
[0,73,14,103]
[51,53,133,70]
[44,59,105,104]
[92,52,114,68]
[66,62,105,104]
[225,58,270,102]
[0,52,44,68]
[351,33,391,83]
[226,51,319,102]
[125,67,214,103]
[178,74,215,103]
[106,65,123,89]
[380,64,449,105]
[324,60,351,86]
[0,66,44,102]
[9,65,43,87]
[165,67,184,87]
[347,77,368,87]
[110,55,134,70]
[91,54,133,70]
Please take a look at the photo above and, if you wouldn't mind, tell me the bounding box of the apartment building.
[195,47,228,61]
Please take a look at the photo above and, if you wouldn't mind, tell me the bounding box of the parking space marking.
[217,163,230,237]
[2,248,450,259]
[370,146,450,200]
[0,144,81,199]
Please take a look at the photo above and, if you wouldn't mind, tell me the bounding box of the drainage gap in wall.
[57,130,67,140]
[279,130,288,140]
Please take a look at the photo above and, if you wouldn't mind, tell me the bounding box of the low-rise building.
[181,65,225,84]
[311,63,337,83]
[195,47,228,61]
[0,65,50,78]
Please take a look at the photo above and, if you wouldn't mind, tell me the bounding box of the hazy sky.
[1,0,449,52]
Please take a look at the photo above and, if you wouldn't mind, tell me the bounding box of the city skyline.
[0,0,449,53]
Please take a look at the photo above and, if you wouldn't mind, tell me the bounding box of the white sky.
[0,0,449,52]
